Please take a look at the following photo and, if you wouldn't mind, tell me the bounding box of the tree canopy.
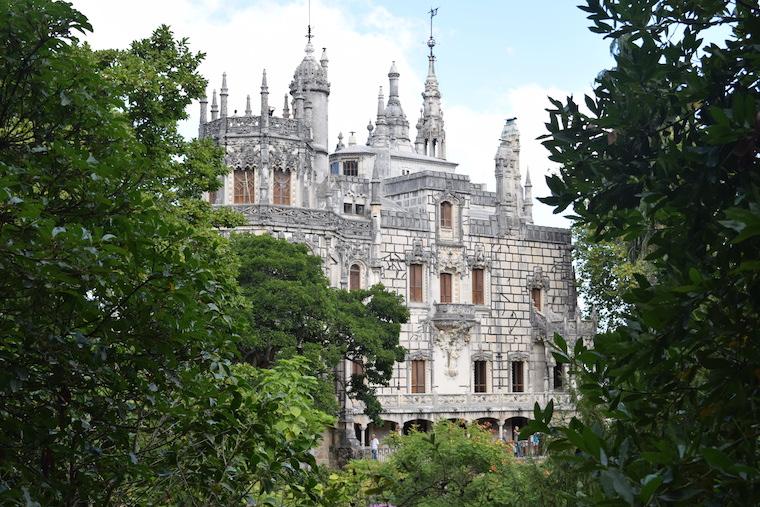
[529,0,760,504]
[0,1,328,504]
[231,233,409,422]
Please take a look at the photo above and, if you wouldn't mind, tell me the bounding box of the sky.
[71,0,616,228]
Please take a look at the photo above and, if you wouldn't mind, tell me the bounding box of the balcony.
[431,303,477,330]
[349,392,572,416]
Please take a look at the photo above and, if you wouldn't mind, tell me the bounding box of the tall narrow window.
[411,360,426,393]
[474,360,488,393]
[343,160,358,176]
[512,361,525,393]
[349,264,361,291]
[410,264,423,302]
[272,169,291,205]
[234,169,255,204]
[440,201,452,228]
[208,190,218,204]
[352,360,364,376]
[472,268,484,305]
[531,288,542,311]
[440,272,452,303]
[553,365,564,390]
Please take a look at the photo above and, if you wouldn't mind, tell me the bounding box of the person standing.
[513,426,523,457]
[370,433,380,460]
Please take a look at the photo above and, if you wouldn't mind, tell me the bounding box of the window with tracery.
[233,169,255,204]
[272,169,291,205]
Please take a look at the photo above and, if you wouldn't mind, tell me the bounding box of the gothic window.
[233,169,255,204]
[474,360,488,393]
[355,204,365,215]
[349,264,361,291]
[472,268,485,305]
[531,287,542,312]
[343,160,358,177]
[439,272,452,303]
[553,365,564,390]
[512,361,525,393]
[343,202,353,214]
[272,169,291,205]
[409,264,423,303]
[411,359,426,393]
[440,201,452,228]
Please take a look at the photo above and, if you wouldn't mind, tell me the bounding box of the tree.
[0,1,322,504]
[572,225,656,330]
[330,422,558,507]
[231,233,409,422]
[529,0,760,504]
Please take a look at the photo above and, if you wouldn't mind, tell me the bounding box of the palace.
[199,23,595,465]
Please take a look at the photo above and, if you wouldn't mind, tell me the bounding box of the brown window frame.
[349,264,361,292]
[440,272,452,303]
[474,360,488,393]
[352,360,364,376]
[272,168,291,205]
[472,268,485,305]
[512,361,525,393]
[411,359,426,393]
[409,264,423,303]
[233,169,255,204]
[440,201,452,228]
[343,160,359,177]
[531,287,542,312]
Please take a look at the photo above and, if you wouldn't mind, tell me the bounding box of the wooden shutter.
[410,264,423,302]
[349,264,360,291]
[474,360,487,393]
[472,268,484,305]
[440,273,452,303]
[531,288,541,311]
[411,360,425,393]
[440,201,452,228]
[512,361,524,392]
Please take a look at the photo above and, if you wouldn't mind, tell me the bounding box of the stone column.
[359,424,366,448]
[498,421,504,441]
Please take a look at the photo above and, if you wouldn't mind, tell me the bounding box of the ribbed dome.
[290,42,329,94]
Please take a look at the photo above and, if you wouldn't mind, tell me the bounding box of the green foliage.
[231,233,408,422]
[572,225,656,330]
[534,0,760,504]
[0,1,322,504]
[332,422,563,506]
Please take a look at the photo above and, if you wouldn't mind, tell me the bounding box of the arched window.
[349,264,361,291]
[531,288,542,312]
[272,169,291,205]
[440,201,452,228]
[234,169,255,204]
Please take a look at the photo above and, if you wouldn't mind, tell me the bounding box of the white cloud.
[71,0,579,228]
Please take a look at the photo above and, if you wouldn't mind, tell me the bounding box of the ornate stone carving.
[467,244,491,269]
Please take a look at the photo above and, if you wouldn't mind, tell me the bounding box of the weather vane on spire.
[306,0,314,42]
[427,7,438,56]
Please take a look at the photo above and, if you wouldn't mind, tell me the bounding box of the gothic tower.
[290,37,330,181]
[415,14,446,159]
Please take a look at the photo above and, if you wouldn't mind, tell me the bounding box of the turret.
[382,61,411,148]
[220,73,228,118]
[415,31,446,159]
[494,118,523,228]
[210,89,219,121]
[245,94,252,116]
[282,94,290,119]
[372,86,388,147]
[199,94,208,136]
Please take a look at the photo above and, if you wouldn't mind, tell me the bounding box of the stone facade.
[199,30,595,464]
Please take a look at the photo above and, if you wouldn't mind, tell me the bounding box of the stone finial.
[366,120,374,145]
[376,86,385,118]
[210,89,219,121]
[199,94,208,125]
[282,94,290,118]
[220,73,229,118]
[336,131,345,151]
[320,47,328,67]
[245,94,252,116]
[261,69,268,91]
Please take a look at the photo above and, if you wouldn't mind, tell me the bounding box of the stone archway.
[403,418,433,435]
[475,417,499,439]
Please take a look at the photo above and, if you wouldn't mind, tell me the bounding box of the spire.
[260,69,269,129]
[373,86,388,147]
[376,86,385,119]
[495,118,521,221]
[210,89,219,121]
[245,94,252,116]
[523,167,534,224]
[220,73,228,118]
[282,94,290,119]
[199,93,208,125]
[383,62,411,146]
[416,8,446,159]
